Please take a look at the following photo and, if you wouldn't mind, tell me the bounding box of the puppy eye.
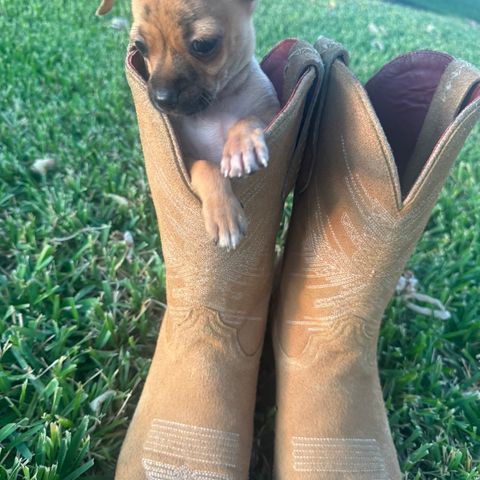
[135,39,148,56]
[190,38,220,58]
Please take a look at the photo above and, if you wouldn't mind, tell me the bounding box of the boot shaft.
[277,49,480,365]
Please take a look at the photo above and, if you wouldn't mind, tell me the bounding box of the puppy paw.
[221,120,269,178]
[203,195,247,250]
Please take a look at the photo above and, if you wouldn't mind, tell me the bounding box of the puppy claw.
[230,229,243,250]
[218,230,242,250]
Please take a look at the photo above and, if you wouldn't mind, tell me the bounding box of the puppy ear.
[96,0,115,16]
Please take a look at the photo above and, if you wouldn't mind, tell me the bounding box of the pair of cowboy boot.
[117,36,480,480]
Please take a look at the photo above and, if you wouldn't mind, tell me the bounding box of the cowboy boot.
[115,39,324,480]
[272,40,480,480]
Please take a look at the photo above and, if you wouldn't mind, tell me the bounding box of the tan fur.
[97,0,279,249]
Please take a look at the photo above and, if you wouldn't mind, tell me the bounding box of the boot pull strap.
[402,60,480,195]
[314,37,350,69]
[295,37,349,194]
[281,43,325,198]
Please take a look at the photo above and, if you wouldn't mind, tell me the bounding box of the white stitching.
[143,459,232,480]
[291,437,387,476]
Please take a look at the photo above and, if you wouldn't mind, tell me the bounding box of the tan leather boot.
[115,40,324,480]
[272,42,480,480]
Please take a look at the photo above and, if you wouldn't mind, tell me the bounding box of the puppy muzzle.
[149,87,179,112]
[147,82,214,116]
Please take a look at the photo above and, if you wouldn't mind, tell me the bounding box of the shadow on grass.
[386,0,480,23]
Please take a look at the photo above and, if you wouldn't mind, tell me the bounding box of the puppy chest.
[176,113,238,163]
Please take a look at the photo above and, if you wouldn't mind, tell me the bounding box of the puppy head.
[129,0,257,116]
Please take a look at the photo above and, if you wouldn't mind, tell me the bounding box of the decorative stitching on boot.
[282,133,437,366]
[131,93,275,322]
[291,437,388,478]
[143,420,240,470]
[142,459,232,479]
[168,306,263,328]
[164,306,264,360]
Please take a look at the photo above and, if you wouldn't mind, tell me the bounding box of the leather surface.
[273,49,480,480]
[115,40,324,480]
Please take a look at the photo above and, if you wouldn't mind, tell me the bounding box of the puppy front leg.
[190,160,247,250]
[221,117,269,178]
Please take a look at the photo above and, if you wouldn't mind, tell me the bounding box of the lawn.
[0,0,479,479]
[388,0,480,23]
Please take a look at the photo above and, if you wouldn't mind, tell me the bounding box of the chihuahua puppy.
[97,0,280,250]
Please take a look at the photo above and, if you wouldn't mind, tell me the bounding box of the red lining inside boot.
[129,48,149,82]
[260,39,297,103]
[365,51,454,182]
[127,39,297,110]
[366,51,480,196]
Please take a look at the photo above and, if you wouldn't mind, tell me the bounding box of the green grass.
[0,0,479,478]
[388,0,480,23]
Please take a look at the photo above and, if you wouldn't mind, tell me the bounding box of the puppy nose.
[152,88,178,110]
